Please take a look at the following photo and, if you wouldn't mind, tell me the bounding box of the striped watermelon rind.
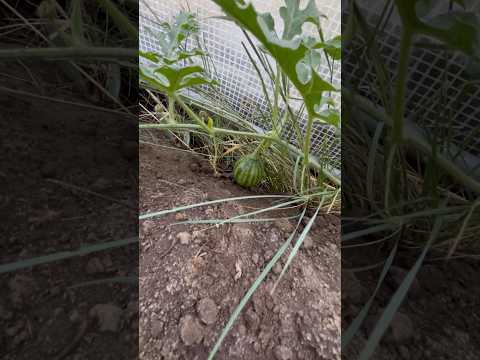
[233,154,266,188]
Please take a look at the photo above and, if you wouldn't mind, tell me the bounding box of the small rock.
[179,315,204,346]
[252,253,260,265]
[89,303,123,332]
[387,312,414,344]
[303,235,314,249]
[85,257,105,274]
[69,309,80,323]
[151,318,163,339]
[342,271,366,305]
[141,220,155,235]
[417,265,443,294]
[12,330,28,346]
[189,162,200,172]
[245,308,260,331]
[274,345,293,360]
[273,263,282,275]
[53,307,64,317]
[197,298,218,325]
[399,345,410,359]
[9,275,34,308]
[175,212,187,221]
[388,266,422,297]
[275,219,294,233]
[177,232,192,245]
[102,254,114,271]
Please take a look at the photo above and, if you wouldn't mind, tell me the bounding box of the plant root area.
[139,137,341,359]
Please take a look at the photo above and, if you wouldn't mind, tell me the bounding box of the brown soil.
[342,250,480,359]
[1,60,138,359]
[139,136,341,359]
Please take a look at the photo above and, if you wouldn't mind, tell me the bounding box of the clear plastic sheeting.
[140,0,341,171]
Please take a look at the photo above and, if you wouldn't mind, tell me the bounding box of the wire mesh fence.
[140,0,341,172]
[343,0,480,163]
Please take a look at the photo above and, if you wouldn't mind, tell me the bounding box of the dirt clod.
[303,235,314,249]
[8,275,34,308]
[89,303,123,332]
[179,315,204,346]
[387,312,414,344]
[175,212,187,221]
[85,257,105,274]
[197,298,218,325]
[274,345,294,360]
[176,232,192,245]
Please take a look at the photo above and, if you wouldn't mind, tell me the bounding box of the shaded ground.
[342,249,480,359]
[0,60,138,359]
[139,136,341,359]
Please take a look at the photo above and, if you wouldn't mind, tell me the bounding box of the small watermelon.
[233,154,266,188]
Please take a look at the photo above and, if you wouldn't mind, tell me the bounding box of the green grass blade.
[341,241,398,350]
[271,200,323,293]
[0,237,137,274]
[139,195,291,220]
[358,213,444,359]
[69,276,137,288]
[207,208,307,360]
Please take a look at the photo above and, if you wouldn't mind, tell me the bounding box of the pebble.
[417,265,444,294]
[303,235,314,249]
[179,315,204,346]
[197,298,218,325]
[151,318,163,338]
[9,275,34,308]
[141,220,155,235]
[399,345,410,359]
[341,271,366,305]
[176,232,192,245]
[388,312,414,344]
[252,253,260,265]
[85,257,105,274]
[245,308,260,331]
[273,263,283,275]
[89,303,123,332]
[274,345,293,360]
[175,212,187,221]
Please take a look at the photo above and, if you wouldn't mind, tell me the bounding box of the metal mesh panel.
[140,0,341,171]
[342,0,480,158]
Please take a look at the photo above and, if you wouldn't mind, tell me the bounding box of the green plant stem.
[168,96,176,123]
[96,0,138,41]
[174,95,212,133]
[302,113,315,187]
[141,123,274,140]
[0,47,137,61]
[392,27,413,143]
[343,88,480,194]
[140,122,340,186]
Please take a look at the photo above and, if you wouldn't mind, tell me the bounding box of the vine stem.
[342,88,480,194]
[392,27,413,143]
[140,122,340,186]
